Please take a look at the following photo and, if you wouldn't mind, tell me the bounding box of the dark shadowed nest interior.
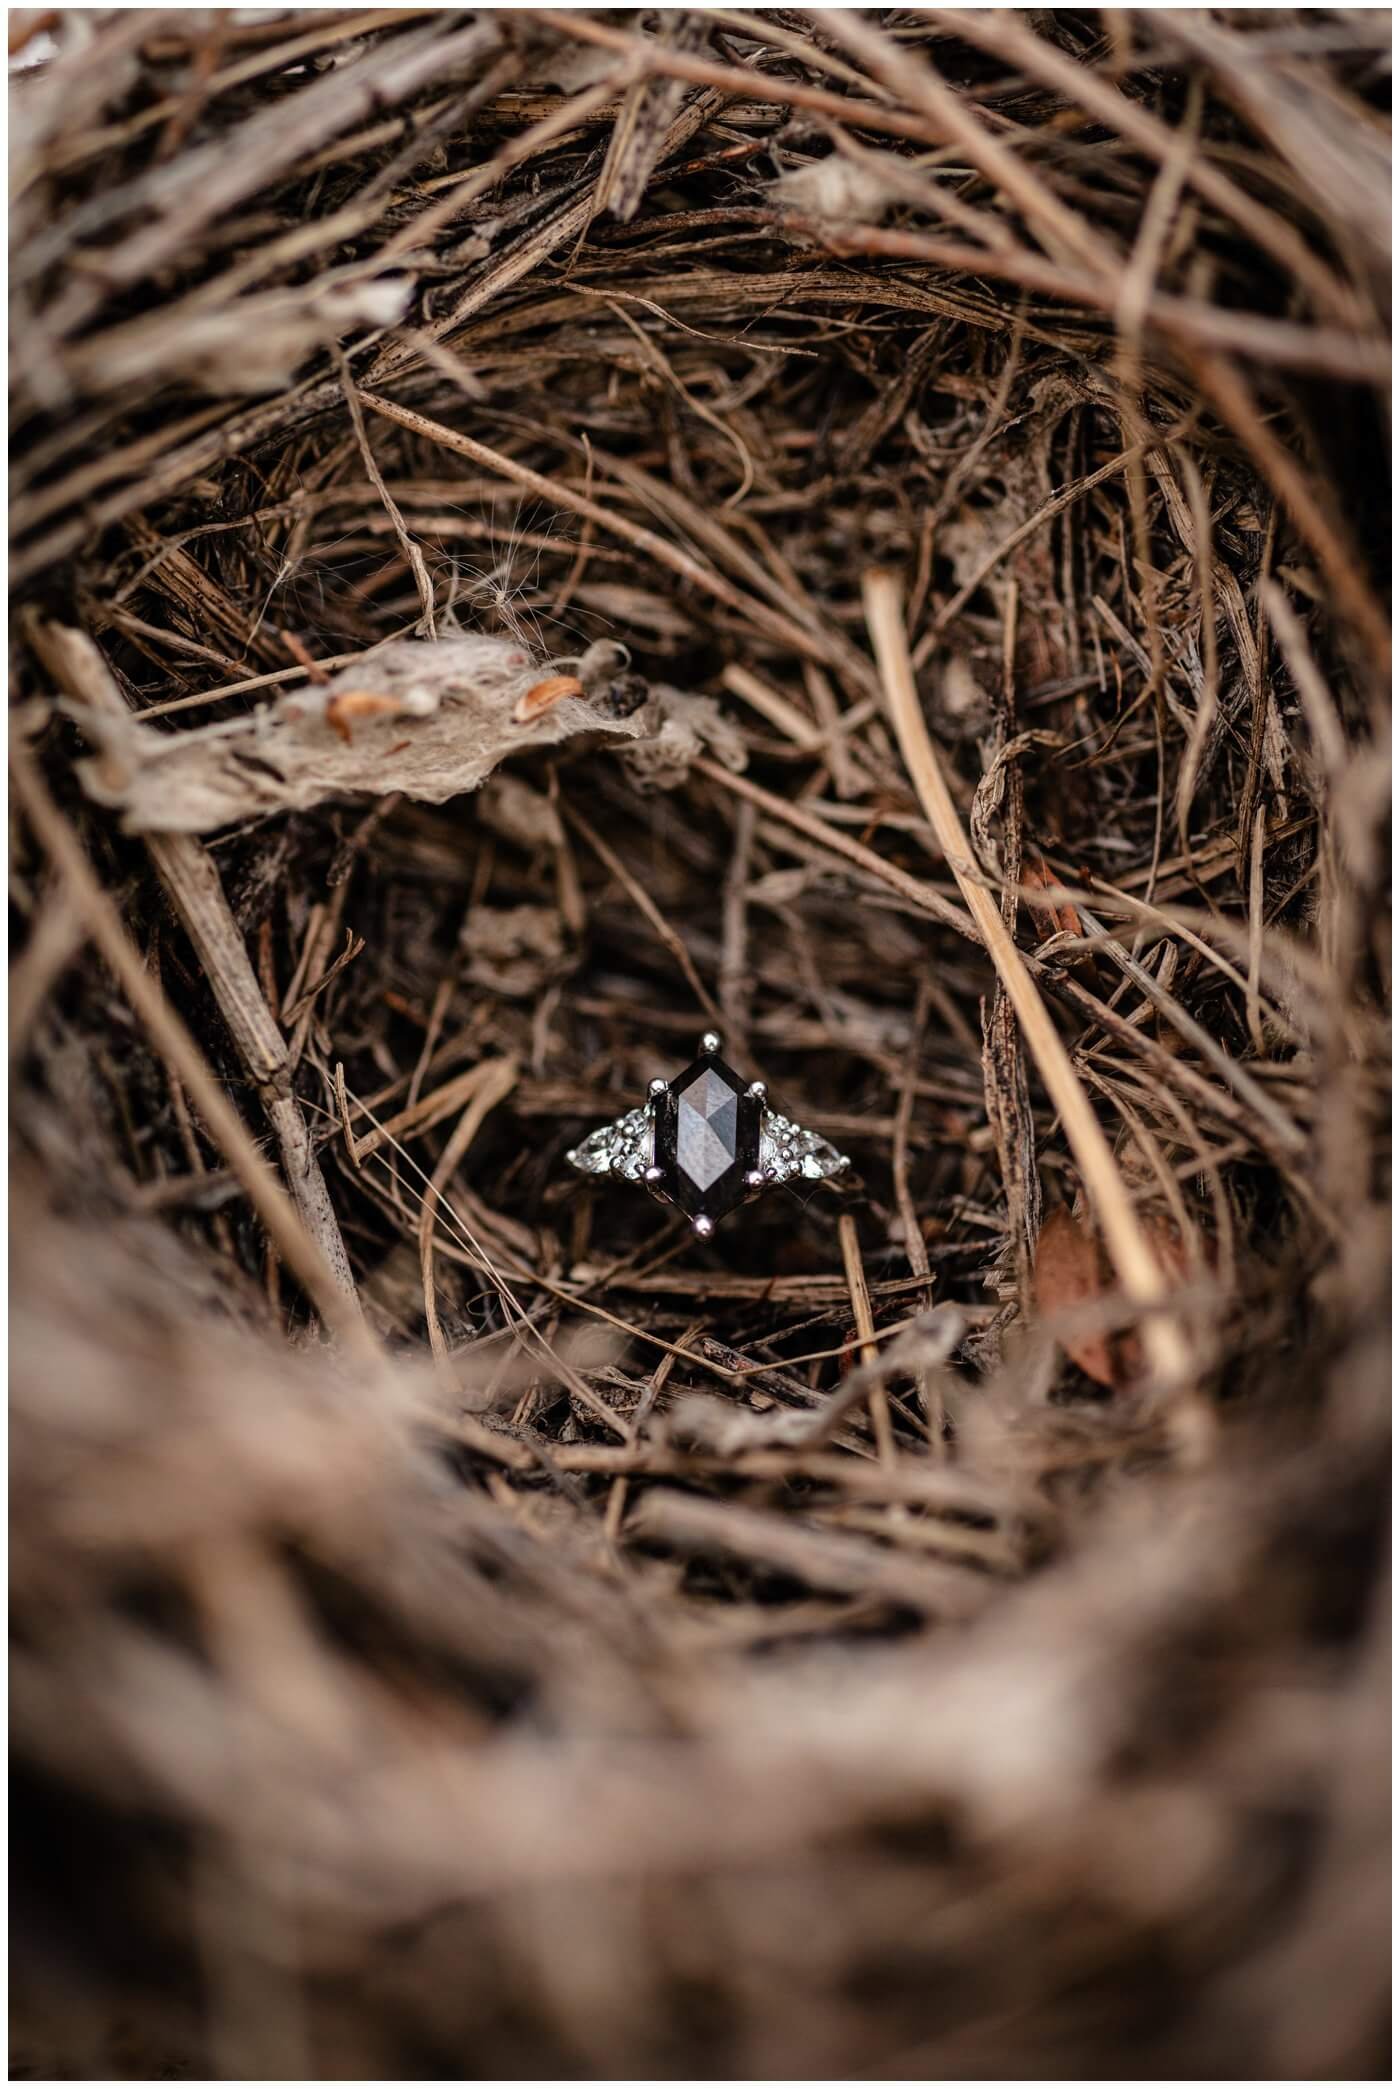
[9,9,1392,2080]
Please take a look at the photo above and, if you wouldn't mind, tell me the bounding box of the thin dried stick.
[419,1057,519,1368]
[337,348,436,636]
[9,873,85,1059]
[1188,351,1391,674]
[629,1488,995,1617]
[690,756,976,943]
[921,5,1369,331]
[28,617,363,1316]
[1260,580,1350,780]
[838,1214,893,1465]
[562,800,725,1029]
[721,662,824,750]
[337,1055,512,1166]
[10,736,376,1360]
[862,568,1191,1391]
[355,389,831,671]
[822,8,1112,274]
[929,428,1179,640]
[777,214,1387,385]
[603,1337,691,1547]
[891,978,934,1304]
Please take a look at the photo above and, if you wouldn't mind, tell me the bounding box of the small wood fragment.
[324,689,407,743]
[513,674,585,723]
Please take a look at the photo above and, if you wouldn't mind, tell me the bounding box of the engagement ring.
[567,1032,850,1237]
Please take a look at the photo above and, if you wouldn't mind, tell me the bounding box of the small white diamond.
[757,1105,846,1185]
[570,1106,651,1177]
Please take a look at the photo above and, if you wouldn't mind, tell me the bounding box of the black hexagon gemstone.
[653,1049,761,1224]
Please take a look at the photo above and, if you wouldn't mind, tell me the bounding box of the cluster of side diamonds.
[566,1106,651,1182]
[758,1109,849,1185]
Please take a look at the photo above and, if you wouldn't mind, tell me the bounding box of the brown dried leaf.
[1033,1207,1187,1389]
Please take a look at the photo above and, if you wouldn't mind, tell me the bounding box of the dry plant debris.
[9,9,1390,2080]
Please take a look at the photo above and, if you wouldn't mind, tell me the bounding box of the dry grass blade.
[864,568,1191,1392]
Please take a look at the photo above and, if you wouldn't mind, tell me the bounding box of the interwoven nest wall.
[10,10,1390,2079]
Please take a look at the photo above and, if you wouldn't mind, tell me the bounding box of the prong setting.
[692,1214,715,1239]
[648,1076,668,1098]
[747,1080,766,1101]
[699,1030,723,1055]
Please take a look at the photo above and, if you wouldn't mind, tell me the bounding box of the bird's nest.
[9,10,1390,2078]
